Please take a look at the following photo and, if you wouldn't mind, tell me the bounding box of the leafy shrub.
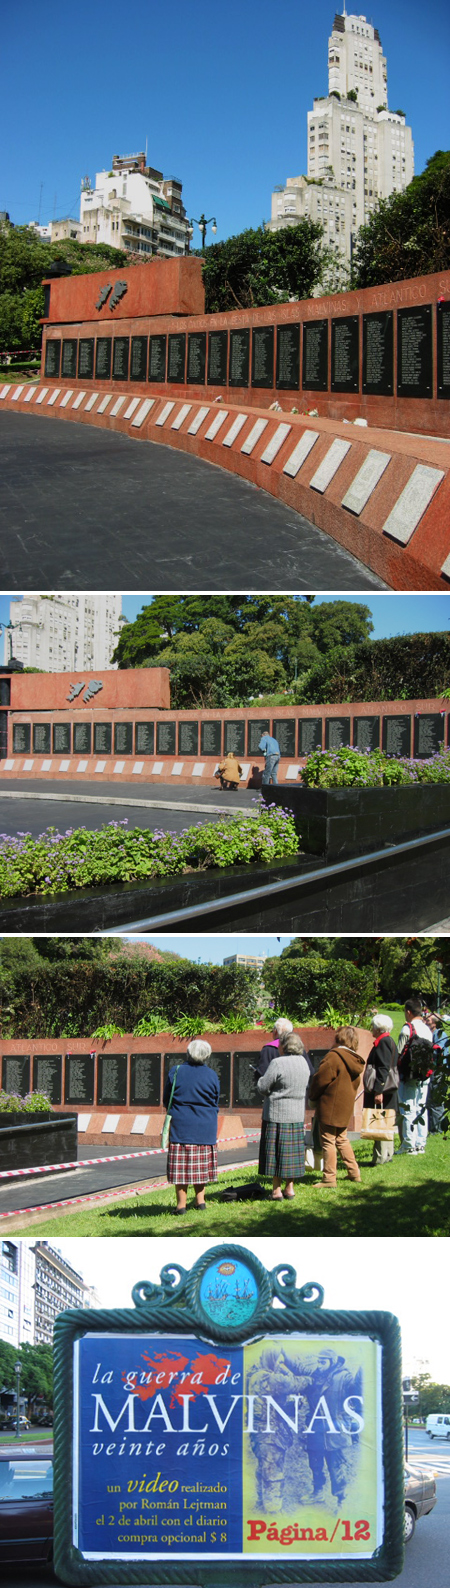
[0,805,299,900]
[0,1089,51,1113]
[301,745,450,788]
[91,1023,126,1042]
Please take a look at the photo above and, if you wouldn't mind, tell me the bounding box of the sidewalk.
[0,777,256,816]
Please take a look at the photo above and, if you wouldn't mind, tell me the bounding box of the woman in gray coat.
[257,1033,311,1201]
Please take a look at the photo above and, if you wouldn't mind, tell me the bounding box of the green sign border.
[53,1243,404,1584]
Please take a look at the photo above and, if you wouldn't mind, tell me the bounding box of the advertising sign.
[54,1244,404,1584]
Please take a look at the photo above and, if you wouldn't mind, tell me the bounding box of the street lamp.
[14,1360,21,1439]
[0,621,23,670]
[189,213,217,250]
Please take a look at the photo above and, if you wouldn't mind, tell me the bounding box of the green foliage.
[132,1014,171,1036]
[301,746,413,787]
[293,631,450,705]
[199,222,326,313]
[0,1089,51,1112]
[352,150,450,287]
[0,224,128,354]
[90,1023,126,1042]
[263,953,376,1024]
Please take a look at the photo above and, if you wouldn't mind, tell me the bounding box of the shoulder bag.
[161,1065,181,1149]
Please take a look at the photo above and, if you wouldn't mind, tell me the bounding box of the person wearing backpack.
[396,997,433,1155]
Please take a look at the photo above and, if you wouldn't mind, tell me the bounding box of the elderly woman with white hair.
[363,1013,399,1164]
[163,1039,220,1214]
[257,1032,311,1200]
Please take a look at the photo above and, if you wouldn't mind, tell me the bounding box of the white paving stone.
[286,765,301,778]
[241,418,268,455]
[441,550,450,579]
[77,1115,91,1132]
[77,760,88,772]
[123,397,141,420]
[205,410,229,440]
[192,762,206,776]
[47,388,61,406]
[23,386,36,402]
[102,1115,120,1133]
[130,1116,150,1134]
[341,449,391,515]
[12,385,24,401]
[132,762,144,773]
[171,403,191,429]
[3,760,14,770]
[41,760,52,771]
[382,464,445,543]
[36,388,49,405]
[114,761,125,773]
[0,385,10,399]
[152,761,164,774]
[95,761,107,772]
[187,406,209,434]
[222,413,247,447]
[260,423,292,464]
[240,764,251,778]
[283,429,320,478]
[310,437,351,492]
[59,760,71,772]
[23,759,34,770]
[97,394,112,414]
[132,398,154,427]
[171,762,184,775]
[84,392,100,411]
[60,389,74,407]
[72,390,87,410]
[110,395,126,416]
[155,401,175,426]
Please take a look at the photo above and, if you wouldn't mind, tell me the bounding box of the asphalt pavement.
[1,1430,448,1588]
[0,412,388,590]
[0,1139,259,1217]
[0,778,255,839]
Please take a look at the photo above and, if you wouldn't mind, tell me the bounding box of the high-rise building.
[0,1239,35,1347]
[80,152,190,259]
[5,593,125,672]
[268,10,414,264]
[223,954,267,972]
[32,1242,98,1346]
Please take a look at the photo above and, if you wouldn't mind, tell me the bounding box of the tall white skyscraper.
[268,10,414,264]
[5,593,126,672]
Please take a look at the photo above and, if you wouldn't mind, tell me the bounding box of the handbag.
[360,1105,396,1141]
[161,1065,181,1149]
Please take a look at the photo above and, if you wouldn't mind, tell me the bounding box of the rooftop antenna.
[37,181,43,225]
[145,135,148,163]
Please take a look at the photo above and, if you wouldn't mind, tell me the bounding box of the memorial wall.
[41,261,450,435]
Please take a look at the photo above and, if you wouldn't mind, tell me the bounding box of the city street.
[1,1431,448,1587]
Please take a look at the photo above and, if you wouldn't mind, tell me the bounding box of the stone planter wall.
[0,1112,78,1171]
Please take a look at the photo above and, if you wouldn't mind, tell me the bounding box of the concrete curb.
[0,789,250,817]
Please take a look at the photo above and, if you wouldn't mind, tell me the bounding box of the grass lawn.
[0,1428,52,1444]
[23,1135,450,1239]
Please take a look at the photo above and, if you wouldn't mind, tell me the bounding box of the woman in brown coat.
[308,1026,365,1189]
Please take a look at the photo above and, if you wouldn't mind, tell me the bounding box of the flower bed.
[300,745,450,788]
[0,806,299,900]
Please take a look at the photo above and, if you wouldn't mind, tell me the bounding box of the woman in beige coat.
[308,1026,365,1190]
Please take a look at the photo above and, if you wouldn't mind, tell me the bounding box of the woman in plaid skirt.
[163,1039,220,1215]
[257,1033,311,1201]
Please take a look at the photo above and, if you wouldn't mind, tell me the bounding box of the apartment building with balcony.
[79,151,190,259]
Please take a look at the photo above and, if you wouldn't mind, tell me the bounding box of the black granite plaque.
[167,334,186,382]
[362,311,393,396]
[413,713,445,759]
[163,1051,231,1107]
[353,716,380,751]
[397,305,432,398]
[97,1053,127,1107]
[114,722,133,755]
[130,336,148,382]
[325,716,351,750]
[331,316,359,392]
[93,722,112,755]
[207,330,228,385]
[302,319,328,390]
[156,721,176,755]
[2,1055,30,1097]
[53,723,71,754]
[64,1053,95,1106]
[224,721,246,756]
[135,722,155,756]
[437,301,450,398]
[73,722,92,754]
[113,337,129,381]
[201,721,222,756]
[251,326,274,388]
[95,338,112,380]
[12,722,31,754]
[62,339,78,379]
[32,1055,62,1105]
[276,324,300,390]
[382,715,411,758]
[78,338,94,379]
[232,1051,261,1107]
[178,721,199,756]
[0,678,11,706]
[187,332,206,385]
[45,339,61,379]
[33,723,51,754]
[149,335,167,382]
[130,1052,161,1107]
[229,328,250,387]
[308,1049,328,1074]
[272,719,296,757]
[247,719,270,755]
[298,718,322,756]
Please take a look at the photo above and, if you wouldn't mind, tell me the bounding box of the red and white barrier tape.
[0,1157,260,1220]
[0,1131,260,1180]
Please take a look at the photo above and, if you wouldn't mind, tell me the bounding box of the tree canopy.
[199,222,326,312]
[351,151,450,288]
[0,224,128,353]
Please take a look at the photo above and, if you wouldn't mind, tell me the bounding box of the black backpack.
[399,1022,433,1084]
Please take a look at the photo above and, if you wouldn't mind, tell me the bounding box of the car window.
[0,1460,53,1500]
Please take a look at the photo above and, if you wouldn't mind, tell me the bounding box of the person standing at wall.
[397,997,433,1154]
[258,730,281,785]
[308,1026,365,1190]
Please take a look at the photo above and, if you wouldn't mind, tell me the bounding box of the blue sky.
[126,934,294,963]
[1,592,449,641]
[2,1,449,239]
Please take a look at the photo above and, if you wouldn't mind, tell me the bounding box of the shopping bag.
[360,1105,396,1141]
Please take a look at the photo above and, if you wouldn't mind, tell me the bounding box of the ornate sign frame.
[54,1243,404,1585]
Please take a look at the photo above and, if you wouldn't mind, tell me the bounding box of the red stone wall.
[4,668,169,712]
[43,257,205,323]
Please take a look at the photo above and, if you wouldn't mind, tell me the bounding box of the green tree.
[0,224,128,355]
[199,222,326,312]
[351,151,450,288]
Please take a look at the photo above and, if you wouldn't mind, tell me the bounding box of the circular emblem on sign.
[199,1256,258,1326]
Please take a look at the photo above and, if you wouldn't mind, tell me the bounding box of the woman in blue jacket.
[163,1039,220,1215]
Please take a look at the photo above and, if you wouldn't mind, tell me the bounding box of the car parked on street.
[405,1460,438,1540]
[0,1443,53,1564]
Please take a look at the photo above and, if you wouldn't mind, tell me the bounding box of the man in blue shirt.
[258,731,281,785]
